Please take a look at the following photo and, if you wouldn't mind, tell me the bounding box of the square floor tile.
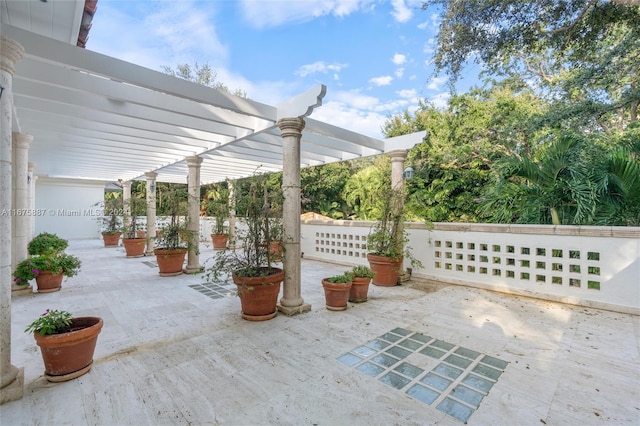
[394,362,424,379]
[451,385,484,407]
[366,339,391,350]
[409,333,433,344]
[461,373,494,393]
[407,384,440,405]
[454,347,481,360]
[420,346,446,359]
[444,354,472,369]
[431,340,455,351]
[352,346,378,358]
[372,353,400,368]
[481,355,508,370]
[472,364,502,380]
[398,339,422,351]
[420,372,452,391]
[385,346,412,359]
[391,327,412,336]
[379,332,403,343]
[379,371,411,389]
[437,397,474,423]
[433,363,463,380]
[337,353,363,367]
[356,362,385,377]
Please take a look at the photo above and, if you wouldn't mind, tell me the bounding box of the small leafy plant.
[13,253,81,285]
[27,233,68,256]
[325,273,354,284]
[25,309,73,335]
[350,265,375,278]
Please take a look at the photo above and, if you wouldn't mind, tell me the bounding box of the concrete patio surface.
[2,239,639,425]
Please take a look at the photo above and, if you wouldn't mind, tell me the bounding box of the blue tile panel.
[337,328,509,423]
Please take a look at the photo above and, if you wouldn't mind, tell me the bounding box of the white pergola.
[0,0,425,403]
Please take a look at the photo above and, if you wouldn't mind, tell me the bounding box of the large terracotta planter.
[349,276,371,303]
[232,268,284,321]
[154,248,187,276]
[211,234,229,250]
[322,278,352,311]
[34,317,103,382]
[122,237,146,258]
[367,253,403,287]
[101,232,121,247]
[35,271,64,293]
[269,241,283,261]
[136,231,146,238]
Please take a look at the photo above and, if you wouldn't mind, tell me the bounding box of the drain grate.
[189,282,235,300]
[142,261,158,268]
[338,327,508,423]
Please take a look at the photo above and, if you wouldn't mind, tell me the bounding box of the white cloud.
[390,0,412,23]
[395,67,405,78]
[369,76,393,86]
[295,62,348,77]
[311,100,387,139]
[392,53,407,65]
[239,0,377,29]
[397,89,417,99]
[427,76,447,90]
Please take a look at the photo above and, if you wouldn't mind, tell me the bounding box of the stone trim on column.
[1,34,25,404]
[27,162,36,243]
[11,132,33,297]
[387,149,409,282]
[184,156,203,273]
[227,179,236,250]
[121,180,132,234]
[277,117,311,316]
[144,172,157,256]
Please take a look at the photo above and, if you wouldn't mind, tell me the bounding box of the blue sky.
[89,0,478,139]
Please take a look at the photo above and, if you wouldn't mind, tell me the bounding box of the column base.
[0,367,24,404]
[183,266,204,274]
[12,284,32,297]
[277,303,312,316]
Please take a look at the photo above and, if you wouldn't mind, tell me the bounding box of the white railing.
[299,220,640,315]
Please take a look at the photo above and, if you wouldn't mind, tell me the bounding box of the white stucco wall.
[35,178,104,239]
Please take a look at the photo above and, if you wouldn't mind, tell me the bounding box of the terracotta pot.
[154,248,187,276]
[101,232,121,247]
[34,317,103,382]
[322,278,352,311]
[232,268,284,321]
[122,238,146,258]
[367,253,403,287]
[211,234,229,250]
[349,276,371,303]
[35,271,64,293]
[136,231,146,238]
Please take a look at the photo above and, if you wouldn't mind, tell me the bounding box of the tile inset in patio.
[337,327,509,423]
[189,282,236,299]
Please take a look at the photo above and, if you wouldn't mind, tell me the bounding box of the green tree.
[343,157,390,220]
[161,62,247,98]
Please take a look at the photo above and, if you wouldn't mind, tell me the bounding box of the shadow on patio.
[4,239,639,425]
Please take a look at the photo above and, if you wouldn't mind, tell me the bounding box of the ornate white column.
[0,34,24,404]
[11,132,33,296]
[184,156,203,273]
[388,149,409,278]
[27,162,36,242]
[144,172,157,256]
[121,180,132,234]
[277,117,311,316]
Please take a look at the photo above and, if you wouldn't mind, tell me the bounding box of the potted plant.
[25,309,103,382]
[98,194,122,247]
[321,273,353,311]
[366,186,412,286]
[205,185,230,250]
[204,174,284,321]
[13,233,81,293]
[154,185,189,276]
[349,265,375,303]
[121,192,146,257]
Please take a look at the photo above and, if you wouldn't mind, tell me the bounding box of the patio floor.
[2,239,639,425]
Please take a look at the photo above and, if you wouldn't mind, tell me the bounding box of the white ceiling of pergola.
[1,1,425,185]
